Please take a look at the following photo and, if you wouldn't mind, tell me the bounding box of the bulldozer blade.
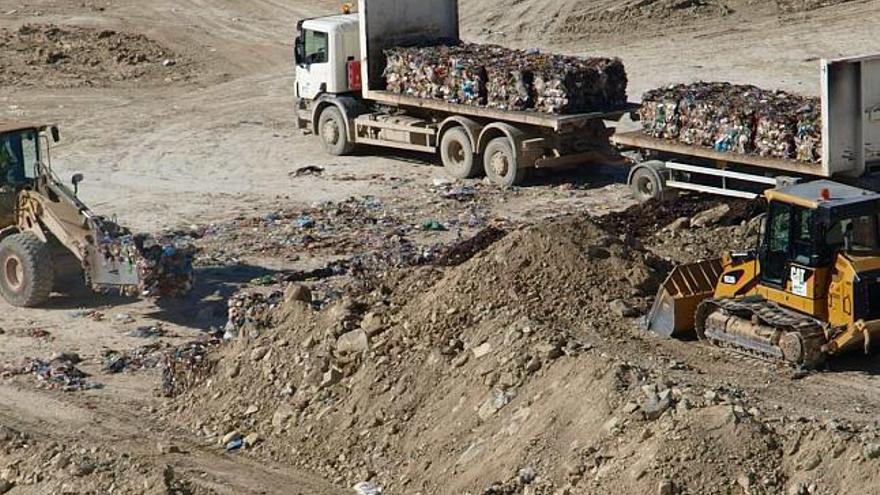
[643,259,724,339]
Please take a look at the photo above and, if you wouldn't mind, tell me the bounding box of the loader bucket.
[644,259,724,339]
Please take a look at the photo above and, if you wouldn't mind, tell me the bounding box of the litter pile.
[2,353,100,392]
[135,234,197,297]
[103,342,168,374]
[224,290,284,340]
[640,82,821,163]
[384,43,627,114]
[93,222,196,298]
[161,340,217,398]
[0,24,190,88]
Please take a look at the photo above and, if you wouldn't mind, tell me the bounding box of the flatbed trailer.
[293,0,634,187]
[614,53,880,202]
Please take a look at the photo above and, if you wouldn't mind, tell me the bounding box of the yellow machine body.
[645,180,880,365]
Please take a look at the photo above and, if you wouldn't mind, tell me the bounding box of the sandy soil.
[1,0,880,493]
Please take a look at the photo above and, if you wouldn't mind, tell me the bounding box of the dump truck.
[614,53,880,202]
[0,122,193,307]
[644,179,880,368]
[294,0,634,187]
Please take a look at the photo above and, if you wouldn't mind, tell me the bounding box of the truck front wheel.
[483,137,525,188]
[0,233,53,307]
[440,128,479,179]
[318,106,354,156]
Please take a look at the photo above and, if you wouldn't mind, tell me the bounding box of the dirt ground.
[1,0,880,493]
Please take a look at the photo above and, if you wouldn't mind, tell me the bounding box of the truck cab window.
[303,30,329,64]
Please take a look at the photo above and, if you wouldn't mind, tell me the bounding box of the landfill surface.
[0,0,879,494]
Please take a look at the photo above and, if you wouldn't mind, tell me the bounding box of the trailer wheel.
[0,233,53,307]
[483,137,525,188]
[629,164,675,203]
[440,128,479,179]
[318,106,354,156]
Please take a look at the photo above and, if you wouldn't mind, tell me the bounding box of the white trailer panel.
[358,0,459,96]
[823,53,880,177]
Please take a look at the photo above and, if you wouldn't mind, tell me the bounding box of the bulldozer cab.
[761,181,880,290]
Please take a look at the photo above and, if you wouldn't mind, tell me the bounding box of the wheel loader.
[0,122,191,307]
[645,180,880,368]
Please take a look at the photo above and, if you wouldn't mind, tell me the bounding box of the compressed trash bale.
[486,67,533,111]
[446,46,487,106]
[485,46,535,111]
[795,103,822,163]
[640,82,821,164]
[533,55,626,114]
[640,86,685,139]
[384,46,450,100]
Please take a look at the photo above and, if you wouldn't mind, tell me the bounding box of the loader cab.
[294,14,361,100]
[0,125,43,189]
[759,181,880,290]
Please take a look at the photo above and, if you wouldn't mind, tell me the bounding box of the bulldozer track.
[696,296,828,368]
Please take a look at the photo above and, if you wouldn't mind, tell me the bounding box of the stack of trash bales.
[640,82,822,163]
[383,42,627,115]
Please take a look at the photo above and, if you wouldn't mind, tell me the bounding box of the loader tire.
[0,233,53,307]
[318,106,355,156]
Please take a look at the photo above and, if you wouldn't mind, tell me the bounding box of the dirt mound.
[0,24,192,88]
[162,217,669,490]
[776,0,860,13]
[461,0,739,41]
[558,0,735,37]
[597,195,761,237]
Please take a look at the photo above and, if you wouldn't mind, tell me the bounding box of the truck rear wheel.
[629,163,675,203]
[318,106,354,156]
[440,128,479,179]
[483,137,525,188]
[0,233,53,307]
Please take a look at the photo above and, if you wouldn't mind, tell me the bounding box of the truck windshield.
[303,30,328,64]
[0,131,39,187]
[825,214,880,255]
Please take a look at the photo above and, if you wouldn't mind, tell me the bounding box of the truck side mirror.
[294,36,305,66]
[72,173,84,195]
[50,126,60,143]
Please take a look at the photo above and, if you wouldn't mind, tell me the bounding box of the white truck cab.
[294,14,360,100]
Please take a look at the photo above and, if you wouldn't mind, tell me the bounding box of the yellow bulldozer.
[646,180,880,368]
[0,122,192,307]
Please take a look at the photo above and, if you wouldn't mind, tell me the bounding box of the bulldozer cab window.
[825,215,880,255]
[761,202,792,287]
[0,131,38,187]
[792,208,818,266]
